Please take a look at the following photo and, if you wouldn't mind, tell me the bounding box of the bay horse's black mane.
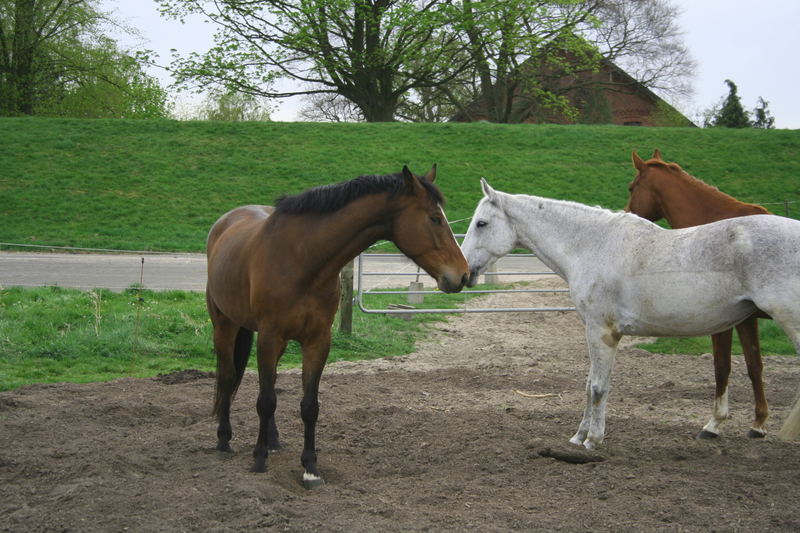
[274,172,444,215]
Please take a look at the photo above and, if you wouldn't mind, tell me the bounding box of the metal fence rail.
[356,243,576,315]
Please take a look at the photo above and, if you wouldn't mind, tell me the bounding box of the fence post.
[484,261,500,284]
[339,260,354,334]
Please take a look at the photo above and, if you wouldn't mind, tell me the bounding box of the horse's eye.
[430,216,442,225]
[476,220,487,228]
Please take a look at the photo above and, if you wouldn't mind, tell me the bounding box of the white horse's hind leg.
[571,324,620,449]
[764,312,800,441]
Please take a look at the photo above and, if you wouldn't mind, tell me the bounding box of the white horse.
[461,178,800,449]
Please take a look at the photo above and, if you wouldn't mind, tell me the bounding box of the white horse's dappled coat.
[461,179,800,448]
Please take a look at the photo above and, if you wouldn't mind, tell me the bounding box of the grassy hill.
[2,118,799,252]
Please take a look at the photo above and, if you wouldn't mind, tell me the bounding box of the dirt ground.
[2,284,800,532]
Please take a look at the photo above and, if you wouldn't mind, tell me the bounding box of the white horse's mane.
[506,192,656,229]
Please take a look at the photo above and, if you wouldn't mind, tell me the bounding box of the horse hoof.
[747,428,767,439]
[250,457,267,473]
[696,430,718,440]
[216,449,235,460]
[303,473,325,490]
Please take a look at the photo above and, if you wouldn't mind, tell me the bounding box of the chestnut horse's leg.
[252,332,287,473]
[298,332,331,489]
[736,317,768,438]
[698,330,733,439]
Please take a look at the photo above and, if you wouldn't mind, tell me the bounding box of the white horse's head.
[461,178,518,287]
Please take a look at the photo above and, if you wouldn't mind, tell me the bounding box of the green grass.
[1,118,799,251]
[636,320,796,356]
[0,285,482,391]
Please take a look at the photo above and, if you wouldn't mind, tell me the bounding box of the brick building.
[451,57,694,127]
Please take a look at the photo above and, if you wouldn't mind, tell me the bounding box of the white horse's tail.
[778,389,800,441]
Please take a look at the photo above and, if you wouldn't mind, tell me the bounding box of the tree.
[703,79,777,129]
[440,0,696,123]
[159,0,472,122]
[751,96,775,129]
[708,79,750,128]
[160,0,693,123]
[0,0,169,117]
[200,90,271,121]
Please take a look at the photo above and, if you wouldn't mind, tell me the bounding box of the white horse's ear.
[480,177,498,203]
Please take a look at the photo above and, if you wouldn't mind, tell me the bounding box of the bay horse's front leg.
[252,333,287,473]
[299,333,331,489]
[698,329,733,439]
[570,324,620,449]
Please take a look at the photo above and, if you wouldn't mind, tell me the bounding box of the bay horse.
[206,166,468,488]
[461,178,800,449]
[625,150,772,440]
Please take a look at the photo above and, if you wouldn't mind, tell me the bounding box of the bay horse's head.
[625,149,666,222]
[391,165,468,293]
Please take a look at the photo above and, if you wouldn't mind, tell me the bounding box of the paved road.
[0,251,553,292]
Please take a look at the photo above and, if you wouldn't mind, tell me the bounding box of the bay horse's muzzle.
[437,271,469,293]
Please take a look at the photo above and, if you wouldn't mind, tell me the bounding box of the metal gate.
[355,237,575,315]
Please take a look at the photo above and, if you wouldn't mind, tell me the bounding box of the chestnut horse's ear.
[652,149,663,160]
[632,151,645,171]
[422,164,437,183]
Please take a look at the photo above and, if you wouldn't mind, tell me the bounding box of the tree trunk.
[10,0,37,115]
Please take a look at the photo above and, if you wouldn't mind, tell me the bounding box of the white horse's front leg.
[571,324,620,449]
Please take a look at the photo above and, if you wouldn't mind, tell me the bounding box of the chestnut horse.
[625,150,772,439]
[206,166,468,488]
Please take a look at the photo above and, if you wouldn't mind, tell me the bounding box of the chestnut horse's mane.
[646,159,723,194]
[274,173,444,216]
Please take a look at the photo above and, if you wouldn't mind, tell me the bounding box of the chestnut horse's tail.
[778,390,800,441]
[213,327,253,417]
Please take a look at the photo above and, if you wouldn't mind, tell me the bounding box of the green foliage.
[752,97,775,129]
[160,0,466,122]
[1,118,799,253]
[198,90,271,121]
[0,0,169,118]
[709,79,751,128]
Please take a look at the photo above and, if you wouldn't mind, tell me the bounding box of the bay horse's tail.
[778,390,800,441]
[212,327,253,417]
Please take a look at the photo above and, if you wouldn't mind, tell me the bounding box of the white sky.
[105,0,800,128]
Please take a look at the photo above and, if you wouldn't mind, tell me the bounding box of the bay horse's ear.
[632,151,645,172]
[422,164,437,183]
[401,165,417,189]
[652,149,663,160]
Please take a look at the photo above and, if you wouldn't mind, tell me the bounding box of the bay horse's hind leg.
[697,330,733,439]
[208,293,253,454]
[736,317,769,438]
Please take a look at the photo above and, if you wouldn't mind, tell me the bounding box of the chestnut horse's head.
[625,149,666,222]
[390,165,468,294]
